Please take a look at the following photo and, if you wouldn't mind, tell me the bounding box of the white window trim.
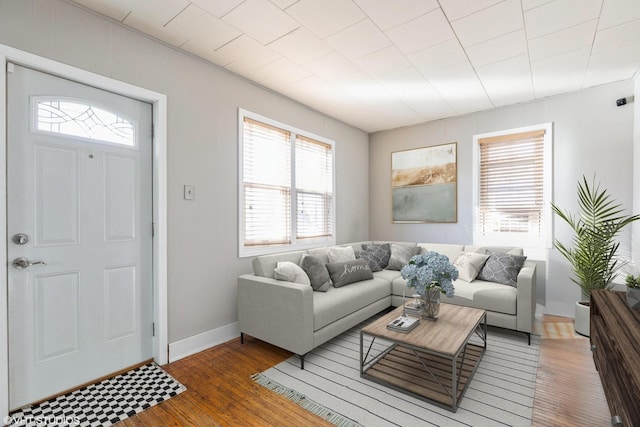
[238,108,336,258]
[472,122,553,249]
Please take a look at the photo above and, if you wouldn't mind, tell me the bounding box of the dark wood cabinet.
[590,290,640,427]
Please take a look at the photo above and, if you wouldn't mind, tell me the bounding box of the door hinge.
[152,322,155,337]
[152,222,155,237]
[151,125,155,139]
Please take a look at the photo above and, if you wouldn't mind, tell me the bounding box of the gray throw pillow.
[355,250,382,272]
[325,259,373,288]
[477,249,527,287]
[300,255,332,292]
[387,243,419,271]
[361,243,391,269]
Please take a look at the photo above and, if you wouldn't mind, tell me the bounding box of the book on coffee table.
[386,316,419,333]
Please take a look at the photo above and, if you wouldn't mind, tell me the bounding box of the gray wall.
[0,0,370,343]
[370,80,635,317]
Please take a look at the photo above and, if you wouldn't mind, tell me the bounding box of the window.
[33,97,136,147]
[473,123,552,248]
[239,109,335,257]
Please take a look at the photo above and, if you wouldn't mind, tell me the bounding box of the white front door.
[7,64,153,409]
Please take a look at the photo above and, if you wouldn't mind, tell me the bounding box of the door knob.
[12,257,47,270]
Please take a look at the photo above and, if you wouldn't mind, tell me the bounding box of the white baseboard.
[168,322,239,363]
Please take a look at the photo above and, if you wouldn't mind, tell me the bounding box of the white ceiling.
[69,0,640,133]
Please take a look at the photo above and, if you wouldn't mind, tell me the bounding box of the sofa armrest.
[238,274,314,355]
[515,260,537,334]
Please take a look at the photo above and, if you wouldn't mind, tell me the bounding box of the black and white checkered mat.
[8,362,186,426]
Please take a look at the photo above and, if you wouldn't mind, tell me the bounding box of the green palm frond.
[552,175,640,299]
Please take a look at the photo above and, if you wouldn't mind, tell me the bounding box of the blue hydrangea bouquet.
[400,251,458,297]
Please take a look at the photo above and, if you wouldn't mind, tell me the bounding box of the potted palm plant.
[552,175,640,336]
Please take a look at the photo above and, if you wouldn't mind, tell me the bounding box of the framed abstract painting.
[391,142,457,223]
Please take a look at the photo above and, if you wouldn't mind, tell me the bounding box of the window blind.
[478,129,545,237]
[242,117,291,246]
[295,135,333,239]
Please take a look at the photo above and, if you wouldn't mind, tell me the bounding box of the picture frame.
[391,142,457,223]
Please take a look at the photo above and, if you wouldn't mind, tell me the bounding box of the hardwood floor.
[118,315,611,426]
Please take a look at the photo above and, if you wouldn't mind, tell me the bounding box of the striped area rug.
[253,317,540,427]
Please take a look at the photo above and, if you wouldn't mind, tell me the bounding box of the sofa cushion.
[418,244,465,262]
[373,269,402,282]
[274,261,310,286]
[466,245,524,256]
[327,246,356,263]
[307,247,330,264]
[361,243,391,269]
[453,252,490,282]
[477,250,527,287]
[387,243,419,270]
[313,277,391,330]
[300,255,332,292]
[446,279,517,315]
[326,259,373,288]
[252,250,306,278]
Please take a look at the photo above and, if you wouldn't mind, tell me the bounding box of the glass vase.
[421,287,441,320]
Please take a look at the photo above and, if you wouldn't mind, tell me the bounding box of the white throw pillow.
[327,246,356,263]
[274,261,310,286]
[453,252,490,282]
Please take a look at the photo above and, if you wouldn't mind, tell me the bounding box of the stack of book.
[403,300,422,318]
[386,315,419,333]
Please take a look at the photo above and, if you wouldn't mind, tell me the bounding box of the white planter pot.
[574,301,590,336]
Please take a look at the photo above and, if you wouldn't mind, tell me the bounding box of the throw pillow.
[355,250,382,272]
[300,255,332,292]
[477,250,527,287]
[327,246,356,263]
[361,243,391,269]
[274,261,311,286]
[325,259,373,288]
[452,252,490,282]
[387,243,419,271]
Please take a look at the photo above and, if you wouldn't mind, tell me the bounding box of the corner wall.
[0,0,369,351]
[369,81,635,317]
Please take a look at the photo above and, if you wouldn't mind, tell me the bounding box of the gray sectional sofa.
[238,241,536,368]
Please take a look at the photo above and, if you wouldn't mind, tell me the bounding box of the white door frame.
[0,44,168,418]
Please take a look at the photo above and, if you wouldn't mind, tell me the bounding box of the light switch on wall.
[184,185,195,200]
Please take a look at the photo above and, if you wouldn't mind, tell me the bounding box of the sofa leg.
[298,354,306,370]
[527,332,531,345]
[240,332,244,344]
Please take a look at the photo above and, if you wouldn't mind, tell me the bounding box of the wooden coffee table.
[360,304,487,412]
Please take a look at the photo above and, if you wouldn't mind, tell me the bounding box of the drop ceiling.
[69,0,640,133]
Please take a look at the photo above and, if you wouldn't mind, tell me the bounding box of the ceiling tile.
[329,71,390,103]
[162,4,240,49]
[257,57,311,88]
[355,46,413,79]
[354,0,439,31]
[285,0,366,39]
[214,35,281,69]
[452,0,523,48]
[531,47,590,98]
[528,20,597,62]
[222,0,299,44]
[188,0,244,18]
[583,43,640,87]
[598,0,640,30]
[384,8,455,55]
[476,54,534,106]
[592,19,640,56]
[70,0,132,21]
[521,0,553,11]
[422,60,494,115]
[304,52,361,80]
[524,0,602,39]
[271,0,298,9]
[267,27,333,64]
[325,19,392,60]
[408,39,467,74]
[465,29,527,67]
[438,0,503,21]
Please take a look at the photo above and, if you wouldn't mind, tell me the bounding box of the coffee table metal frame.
[360,306,487,412]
